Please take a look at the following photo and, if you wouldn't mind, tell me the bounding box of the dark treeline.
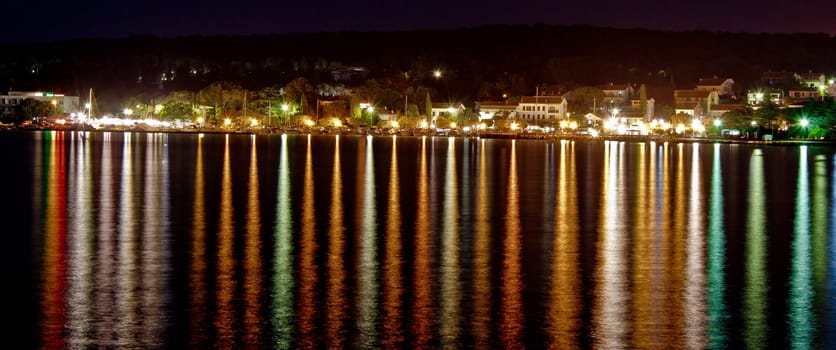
[2,24,835,112]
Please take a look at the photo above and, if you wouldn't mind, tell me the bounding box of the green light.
[707,144,728,348]
[273,134,294,348]
[744,149,767,349]
[357,136,379,346]
[812,155,827,319]
[789,146,813,349]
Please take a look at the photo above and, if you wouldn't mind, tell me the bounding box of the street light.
[123,108,133,117]
[800,118,809,139]
[433,69,442,79]
[713,119,721,127]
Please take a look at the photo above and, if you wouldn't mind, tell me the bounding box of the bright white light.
[366,106,374,113]
[85,103,91,109]
[713,119,721,127]
[123,108,133,116]
[800,119,809,127]
[281,104,289,111]
[450,122,457,129]
[433,69,442,78]
[751,120,757,126]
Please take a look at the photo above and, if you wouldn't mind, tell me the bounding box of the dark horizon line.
[5,22,835,46]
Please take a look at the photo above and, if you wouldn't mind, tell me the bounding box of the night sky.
[6,0,836,43]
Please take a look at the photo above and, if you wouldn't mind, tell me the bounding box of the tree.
[754,101,780,133]
[425,92,432,119]
[722,108,753,130]
[12,99,53,123]
[198,82,244,121]
[159,91,195,120]
[567,86,606,115]
[659,105,676,119]
[160,99,193,120]
[406,104,419,118]
[350,94,362,119]
[284,77,314,103]
[300,95,309,116]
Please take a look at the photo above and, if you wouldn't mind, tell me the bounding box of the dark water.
[5,131,836,349]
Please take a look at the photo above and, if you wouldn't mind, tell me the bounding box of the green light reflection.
[744,149,768,349]
[707,144,728,348]
[273,134,294,348]
[789,146,814,349]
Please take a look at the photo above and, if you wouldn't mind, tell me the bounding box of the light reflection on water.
[21,132,836,348]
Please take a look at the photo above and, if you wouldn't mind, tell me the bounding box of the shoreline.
[4,125,834,146]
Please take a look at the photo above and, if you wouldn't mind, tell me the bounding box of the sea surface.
[3,131,836,349]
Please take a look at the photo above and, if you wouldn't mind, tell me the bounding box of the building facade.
[0,91,80,120]
[515,96,567,121]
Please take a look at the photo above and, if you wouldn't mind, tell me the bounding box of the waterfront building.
[0,91,80,120]
[475,100,518,120]
[515,95,567,121]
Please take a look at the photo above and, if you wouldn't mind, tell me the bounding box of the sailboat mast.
[89,88,94,119]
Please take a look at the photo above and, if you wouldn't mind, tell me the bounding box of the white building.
[597,83,635,106]
[695,77,735,96]
[746,88,783,106]
[430,103,465,119]
[0,91,81,119]
[475,100,518,120]
[515,96,567,121]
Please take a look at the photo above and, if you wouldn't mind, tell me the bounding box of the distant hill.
[3,24,834,111]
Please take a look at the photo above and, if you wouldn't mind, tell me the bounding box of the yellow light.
[334,120,343,128]
[450,122,457,129]
[569,121,578,129]
[304,119,314,127]
[559,120,568,129]
[250,118,258,127]
[51,100,58,106]
[433,69,442,78]
[510,122,519,130]
[480,122,486,130]
[366,106,374,113]
[420,119,428,128]
[196,117,204,124]
[224,118,232,126]
[391,121,400,128]
[55,119,66,125]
